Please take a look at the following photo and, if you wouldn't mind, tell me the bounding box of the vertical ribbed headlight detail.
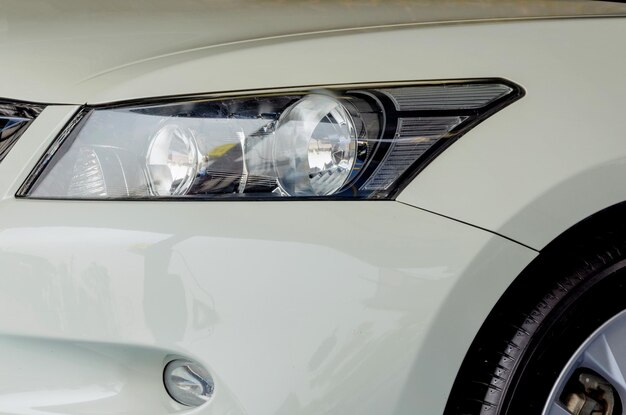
[19,79,523,200]
[361,116,468,191]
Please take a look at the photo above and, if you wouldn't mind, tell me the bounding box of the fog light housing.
[163,359,214,407]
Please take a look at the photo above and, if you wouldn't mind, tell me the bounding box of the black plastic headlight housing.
[18,79,523,200]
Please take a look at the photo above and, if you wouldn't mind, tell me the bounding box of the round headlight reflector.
[146,124,198,196]
[274,94,357,196]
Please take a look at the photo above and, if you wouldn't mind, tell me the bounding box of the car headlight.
[18,80,522,200]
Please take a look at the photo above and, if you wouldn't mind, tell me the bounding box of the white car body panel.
[1,1,626,413]
[0,198,535,415]
[0,1,624,104]
[397,19,626,249]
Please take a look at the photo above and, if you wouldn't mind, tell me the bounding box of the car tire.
[446,231,626,415]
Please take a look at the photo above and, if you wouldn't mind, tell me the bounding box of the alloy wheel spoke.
[582,332,626,393]
[547,402,573,415]
[543,310,626,415]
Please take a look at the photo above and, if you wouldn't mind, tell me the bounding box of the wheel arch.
[443,200,626,414]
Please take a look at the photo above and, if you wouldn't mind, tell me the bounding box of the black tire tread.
[447,231,626,415]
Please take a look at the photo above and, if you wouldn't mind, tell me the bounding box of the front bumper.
[0,107,537,414]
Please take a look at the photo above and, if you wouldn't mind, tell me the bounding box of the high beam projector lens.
[146,124,198,196]
[274,94,358,196]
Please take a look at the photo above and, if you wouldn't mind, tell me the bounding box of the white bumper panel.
[5,18,624,256]
[0,197,535,414]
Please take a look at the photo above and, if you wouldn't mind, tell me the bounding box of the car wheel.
[446,234,626,415]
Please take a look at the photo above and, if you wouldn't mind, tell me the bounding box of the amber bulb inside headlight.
[146,124,198,196]
[273,94,357,196]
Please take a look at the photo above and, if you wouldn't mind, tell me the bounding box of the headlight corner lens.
[273,94,359,197]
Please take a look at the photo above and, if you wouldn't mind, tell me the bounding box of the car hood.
[2,0,625,104]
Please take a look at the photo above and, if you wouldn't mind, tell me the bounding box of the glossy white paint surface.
[397,18,626,249]
[0,337,179,414]
[1,2,625,414]
[0,198,535,414]
[0,3,624,104]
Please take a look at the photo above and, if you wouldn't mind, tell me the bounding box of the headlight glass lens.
[146,124,199,196]
[273,94,358,196]
[21,80,522,200]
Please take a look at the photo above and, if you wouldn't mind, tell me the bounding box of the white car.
[2,1,626,414]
